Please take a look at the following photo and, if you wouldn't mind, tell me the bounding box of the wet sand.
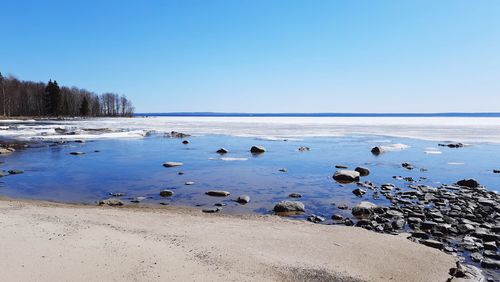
[0,198,459,282]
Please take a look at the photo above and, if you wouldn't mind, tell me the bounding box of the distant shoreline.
[136,112,500,118]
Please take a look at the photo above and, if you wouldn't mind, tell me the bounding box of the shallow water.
[0,134,498,217]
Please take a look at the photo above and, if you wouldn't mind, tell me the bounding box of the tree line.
[0,72,134,117]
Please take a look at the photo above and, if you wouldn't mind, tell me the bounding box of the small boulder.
[8,169,24,175]
[279,168,288,172]
[70,151,85,155]
[352,201,377,218]
[159,190,174,197]
[236,195,250,204]
[354,167,370,177]
[493,169,500,174]
[288,193,302,198]
[185,181,195,185]
[202,207,221,213]
[298,146,310,152]
[456,179,480,189]
[273,201,305,213]
[163,162,183,167]
[335,165,348,169]
[420,239,443,250]
[205,190,230,197]
[402,163,414,170]
[352,188,366,197]
[333,170,360,183]
[307,215,325,223]
[250,146,266,154]
[371,146,384,155]
[182,140,189,144]
[331,214,344,220]
[98,198,124,206]
[216,148,229,154]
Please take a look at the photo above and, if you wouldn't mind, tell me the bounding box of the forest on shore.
[0,72,134,117]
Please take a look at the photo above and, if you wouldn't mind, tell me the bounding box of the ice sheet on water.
[0,116,500,143]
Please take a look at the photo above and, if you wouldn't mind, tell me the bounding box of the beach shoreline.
[0,197,471,282]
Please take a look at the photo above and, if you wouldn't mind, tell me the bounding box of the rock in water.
[98,198,124,206]
[159,190,174,197]
[298,146,310,152]
[279,168,288,172]
[335,165,348,169]
[331,214,343,220]
[216,148,229,154]
[420,239,443,250]
[205,190,231,197]
[0,148,15,155]
[332,170,360,183]
[236,195,250,204]
[182,140,189,144]
[307,215,325,223]
[288,193,302,198]
[371,146,383,155]
[352,188,366,197]
[402,163,414,170]
[184,181,194,185]
[8,169,24,175]
[352,201,377,218]
[493,169,500,174]
[354,167,370,177]
[163,162,183,167]
[456,179,480,188]
[273,201,305,213]
[250,146,266,154]
[70,151,85,155]
[202,207,221,213]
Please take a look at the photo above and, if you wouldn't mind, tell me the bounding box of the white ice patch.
[379,143,410,151]
[448,162,465,165]
[1,116,500,143]
[424,150,442,155]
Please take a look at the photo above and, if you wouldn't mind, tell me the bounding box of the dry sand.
[0,198,459,282]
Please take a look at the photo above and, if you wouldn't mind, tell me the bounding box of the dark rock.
[159,190,174,197]
[335,165,348,169]
[402,163,414,170]
[288,193,302,198]
[167,131,191,138]
[337,204,348,210]
[202,207,221,213]
[481,258,500,269]
[98,198,124,206]
[273,201,305,213]
[392,219,405,229]
[69,151,85,155]
[307,215,325,223]
[371,146,383,155]
[236,195,250,204]
[354,167,370,177]
[411,231,429,239]
[333,170,360,183]
[352,188,366,197]
[8,169,24,175]
[331,214,343,220]
[352,201,377,218]
[471,252,483,262]
[484,242,497,251]
[298,146,310,152]
[439,143,464,148]
[163,162,183,167]
[216,148,229,154]
[279,168,288,172]
[205,190,230,197]
[456,179,480,189]
[420,239,443,249]
[109,192,125,197]
[343,218,354,226]
[493,169,500,174]
[250,146,266,154]
[182,140,189,144]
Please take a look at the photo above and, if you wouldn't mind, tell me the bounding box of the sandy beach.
[0,198,462,282]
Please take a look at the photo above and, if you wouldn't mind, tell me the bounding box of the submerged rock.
[163,162,183,167]
[250,146,266,154]
[70,151,85,155]
[98,198,124,206]
[333,170,360,183]
[205,190,230,197]
[8,169,24,175]
[279,168,288,172]
[167,131,191,138]
[159,190,174,197]
[288,193,302,198]
[354,167,370,177]
[298,146,310,152]
[273,201,305,213]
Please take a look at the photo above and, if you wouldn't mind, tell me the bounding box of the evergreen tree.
[0,72,5,116]
[79,96,90,116]
[44,80,61,115]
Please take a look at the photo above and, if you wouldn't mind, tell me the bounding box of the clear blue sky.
[1,0,499,113]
